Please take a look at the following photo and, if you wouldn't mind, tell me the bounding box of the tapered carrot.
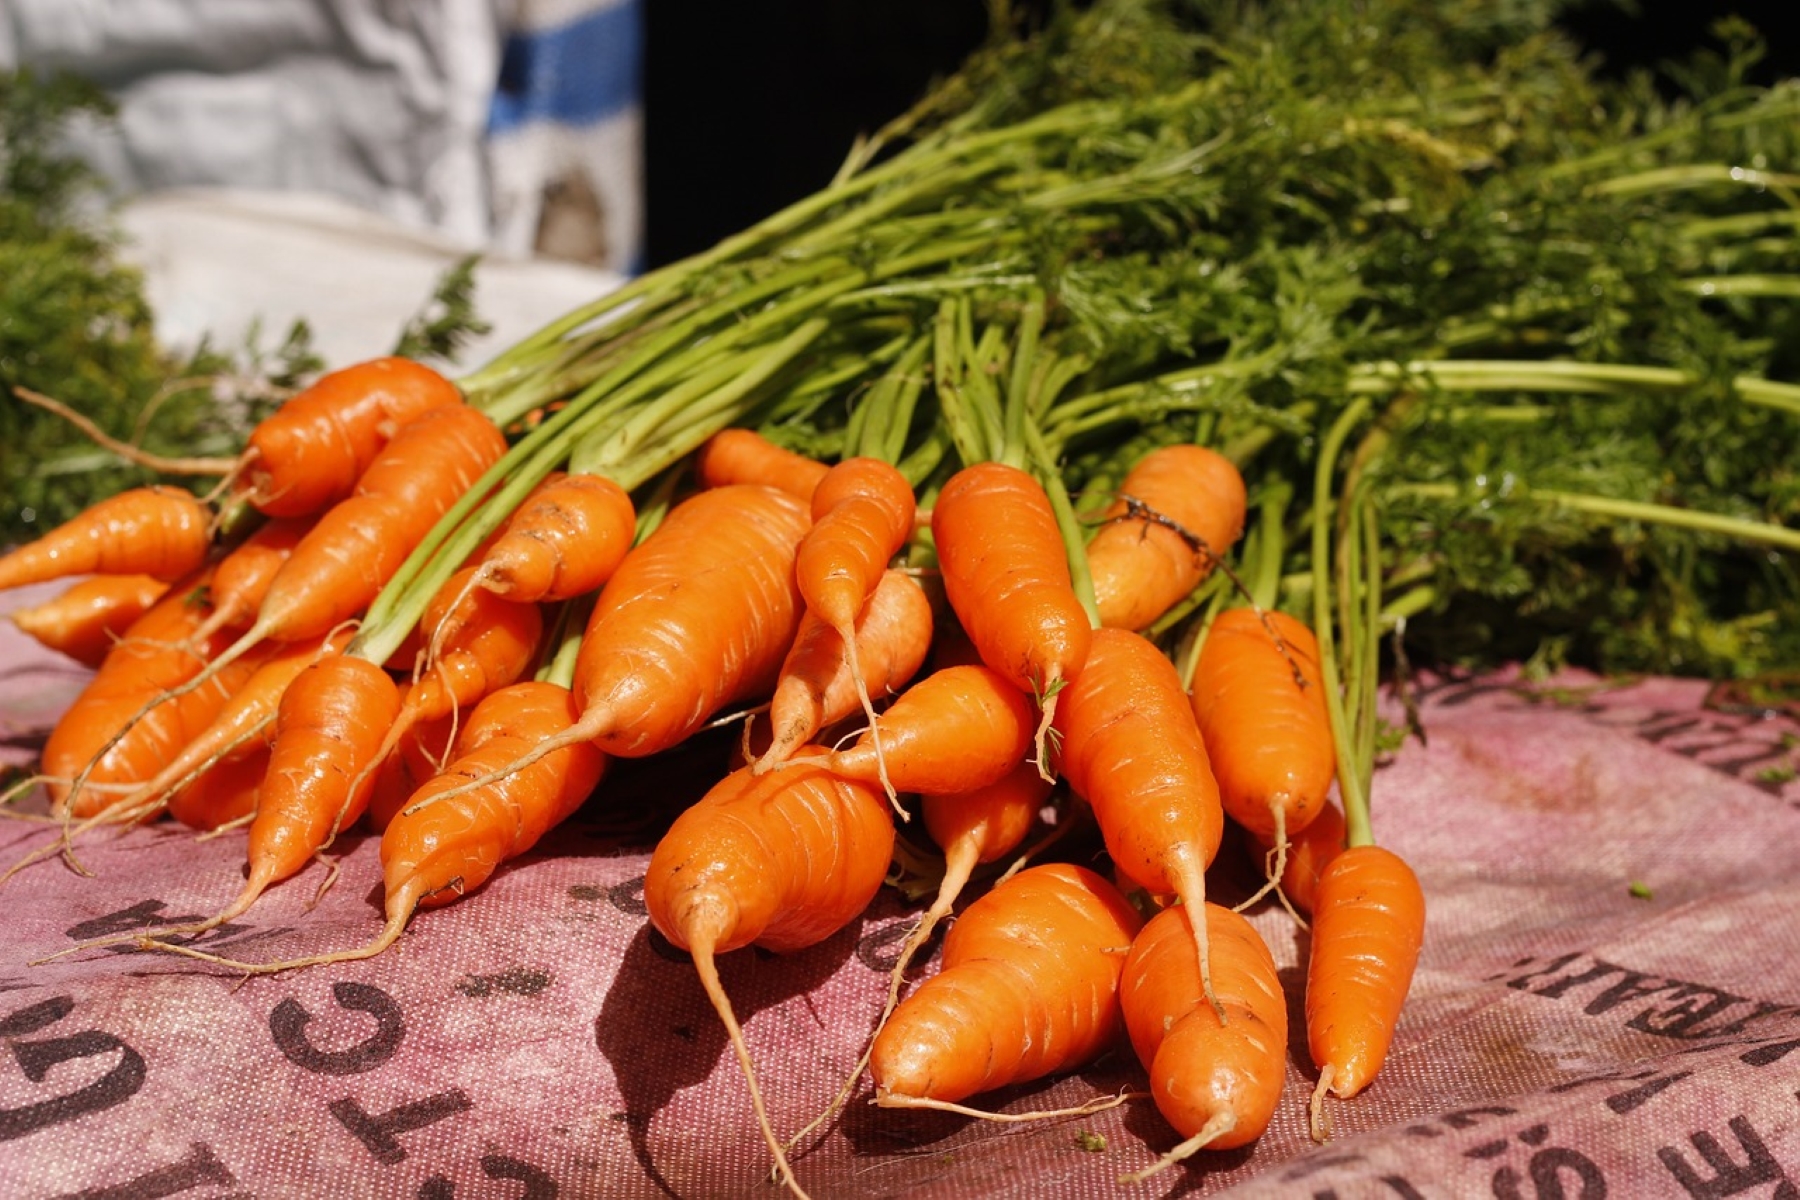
[931,461,1091,778]
[1305,844,1425,1138]
[871,863,1143,1114]
[182,516,313,648]
[645,760,895,1198]
[7,574,168,667]
[235,356,463,518]
[693,427,830,501]
[0,486,212,592]
[1053,626,1226,1019]
[471,471,638,603]
[792,457,918,797]
[1251,798,1346,918]
[752,568,934,773]
[1086,444,1247,632]
[137,680,606,973]
[166,743,271,832]
[786,664,1035,798]
[1118,901,1287,1181]
[364,710,457,833]
[1190,607,1336,906]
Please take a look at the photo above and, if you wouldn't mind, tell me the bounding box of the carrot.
[138,680,605,976]
[1190,607,1336,907]
[364,710,456,832]
[1117,901,1287,1181]
[1086,444,1247,632]
[472,471,638,603]
[752,568,933,772]
[693,427,830,501]
[931,461,1091,778]
[166,743,271,832]
[1251,797,1346,918]
[182,516,313,648]
[236,356,463,518]
[787,663,1035,798]
[1053,626,1226,1019]
[870,863,1143,1114]
[1305,844,1425,1138]
[645,759,895,1198]
[7,574,168,667]
[0,486,212,592]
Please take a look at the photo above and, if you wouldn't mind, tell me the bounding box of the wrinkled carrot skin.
[478,472,637,603]
[408,567,545,720]
[1306,845,1426,1099]
[693,428,830,501]
[798,457,917,631]
[1190,608,1336,842]
[1086,445,1247,632]
[240,356,463,518]
[919,757,1052,871]
[7,574,168,667]
[41,569,240,816]
[646,760,895,956]
[871,864,1143,1104]
[365,710,456,833]
[1052,628,1224,896]
[244,655,402,891]
[931,462,1091,703]
[809,664,1035,796]
[756,569,934,770]
[384,682,609,911]
[573,484,812,757]
[1121,902,1287,1147]
[168,743,270,831]
[252,404,508,643]
[1253,799,1346,916]
[0,486,212,592]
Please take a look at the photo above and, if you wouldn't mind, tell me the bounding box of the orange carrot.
[1118,901,1287,1180]
[183,516,313,647]
[0,486,211,592]
[167,743,271,832]
[693,427,830,501]
[1086,444,1247,631]
[237,356,463,518]
[931,461,1091,777]
[1053,626,1226,1017]
[753,568,933,772]
[1251,798,1346,917]
[7,574,168,667]
[789,664,1035,798]
[138,680,606,973]
[1305,844,1425,1137]
[1190,607,1336,905]
[364,710,456,833]
[645,759,895,1198]
[870,863,1143,1112]
[473,471,637,603]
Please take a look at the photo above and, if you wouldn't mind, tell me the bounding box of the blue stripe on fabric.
[488,2,642,133]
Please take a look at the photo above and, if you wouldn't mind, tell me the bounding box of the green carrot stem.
[1310,396,1375,849]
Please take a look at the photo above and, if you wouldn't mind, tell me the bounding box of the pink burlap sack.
[4,580,1798,1198]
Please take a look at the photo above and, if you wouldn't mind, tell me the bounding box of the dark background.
[640,1,1797,269]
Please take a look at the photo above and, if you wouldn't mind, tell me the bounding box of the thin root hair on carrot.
[1118,1111,1238,1185]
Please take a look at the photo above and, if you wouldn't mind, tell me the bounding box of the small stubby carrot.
[1117,901,1288,1181]
[870,863,1143,1113]
[752,568,934,773]
[236,356,463,518]
[1305,844,1426,1138]
[645,760,895,1199]
[472,471,637,603]
[693,427,831,501]
[1053,626,1226,1018]
[931,461,1091,778]
[1190,607,1336,905]
[788,663,1035,798]
[1086,444,1247,632]
[167,742,271,832]
[7,574,168,667]
[0,486,212,593]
